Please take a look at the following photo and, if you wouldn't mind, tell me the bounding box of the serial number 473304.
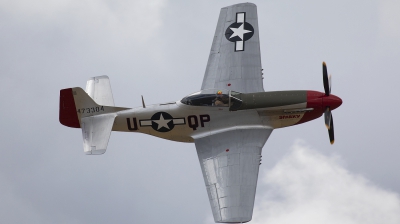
[77,106,104,114]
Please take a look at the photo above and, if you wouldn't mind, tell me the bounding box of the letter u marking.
[127,118,138,131]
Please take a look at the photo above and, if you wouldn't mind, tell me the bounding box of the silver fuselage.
[112,96,313,143]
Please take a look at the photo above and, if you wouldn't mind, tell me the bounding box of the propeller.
[322,62,331,96]
[328,115,334,144]
[322,62,335,144]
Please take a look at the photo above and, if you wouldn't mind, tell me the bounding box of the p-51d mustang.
[59,3,342,223]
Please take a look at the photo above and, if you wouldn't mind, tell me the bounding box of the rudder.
[59,88,80,128]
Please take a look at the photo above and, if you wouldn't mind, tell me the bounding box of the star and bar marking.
[139,112,185,132]
[225,12,254,51]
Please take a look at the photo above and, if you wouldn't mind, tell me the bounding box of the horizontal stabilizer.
[81,113,116,155]
[85,75,115,106]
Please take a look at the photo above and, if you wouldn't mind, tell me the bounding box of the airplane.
[59,3,342,223]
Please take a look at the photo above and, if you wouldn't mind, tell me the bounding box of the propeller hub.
[322,94,342,110]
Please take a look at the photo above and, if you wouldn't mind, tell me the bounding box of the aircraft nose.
[323,94,342,110]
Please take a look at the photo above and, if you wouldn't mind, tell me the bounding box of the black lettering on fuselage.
[187,114,211,130]
[188,115,199,130]
[199,114,210,127]
[127,118,138,131]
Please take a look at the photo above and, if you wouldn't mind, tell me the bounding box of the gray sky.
[1,0,399,223]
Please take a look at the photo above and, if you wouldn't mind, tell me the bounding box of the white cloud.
[252,140,400,224]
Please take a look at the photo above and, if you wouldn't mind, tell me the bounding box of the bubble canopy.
[180,89,243,110]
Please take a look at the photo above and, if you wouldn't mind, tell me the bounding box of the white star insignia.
[229,23,252,40]
[153,114,171,130]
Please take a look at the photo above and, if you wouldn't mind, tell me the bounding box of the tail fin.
[59,87,105,127]
[60,87,127,126]
[59,77,129,155]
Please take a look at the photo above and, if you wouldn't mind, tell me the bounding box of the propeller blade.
[324,107,331,129]
[328,74,332,95]
[328,114,334,144]
[323,62,330,96]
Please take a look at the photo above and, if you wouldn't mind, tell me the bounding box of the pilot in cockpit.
[214,91,229,107]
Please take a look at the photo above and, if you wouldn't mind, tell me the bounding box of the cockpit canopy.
[181,89,243,110]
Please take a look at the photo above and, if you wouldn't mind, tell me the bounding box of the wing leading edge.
[201,3,264,93]
[194,128,272,223]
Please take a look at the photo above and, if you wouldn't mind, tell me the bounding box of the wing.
[195,128,272,223]
[201,3,264,93]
